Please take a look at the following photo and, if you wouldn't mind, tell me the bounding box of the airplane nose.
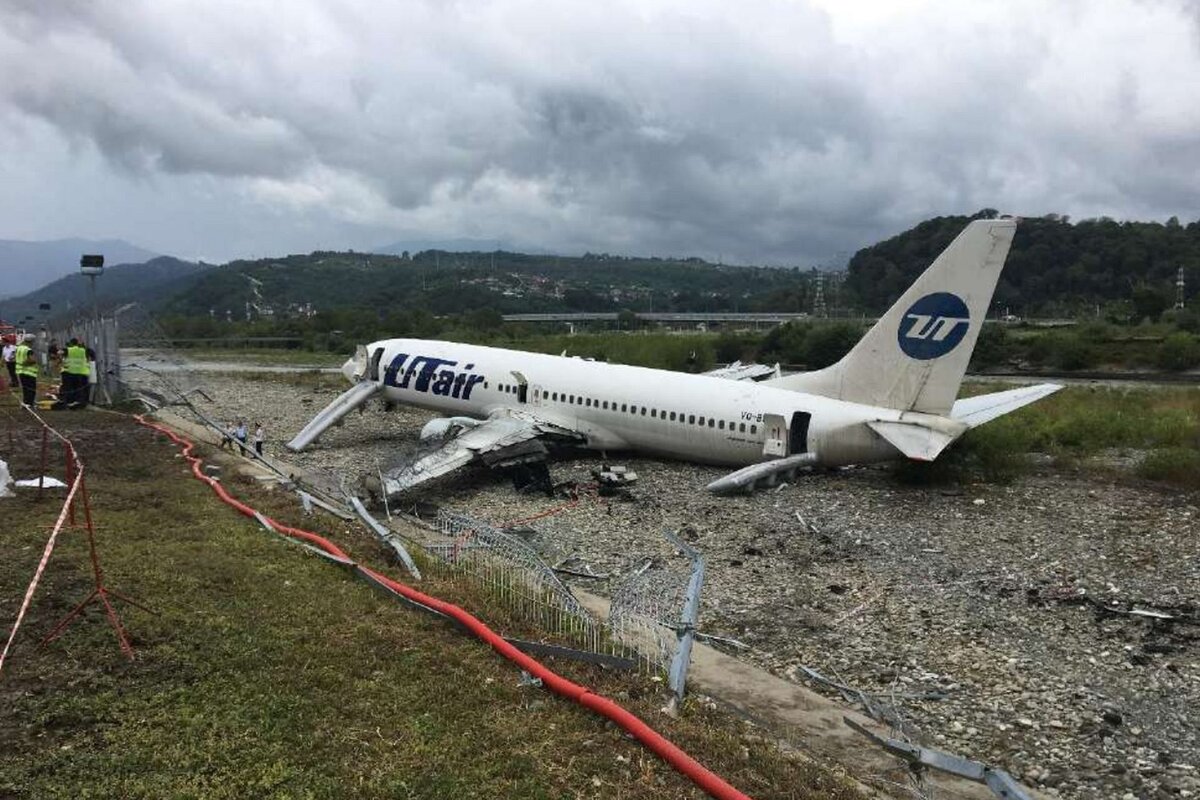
[341,357,358,383]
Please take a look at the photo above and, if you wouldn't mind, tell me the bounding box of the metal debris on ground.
[592,464,638,498]
[552,555,609,580]
[800,666,918,734]
[845,716,1033,800]
[1029,584,1200,626]
[693,631,750,650]
[665,530,704,705]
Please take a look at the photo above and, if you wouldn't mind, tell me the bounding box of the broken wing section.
[381,410,581,496]
[702,361,782,382]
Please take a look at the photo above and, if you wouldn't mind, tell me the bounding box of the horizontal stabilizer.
[287,381,381,452]
[866,419,965,461]
[950,383,1062,428]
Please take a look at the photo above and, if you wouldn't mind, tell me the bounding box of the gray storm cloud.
[0,0,1197,264]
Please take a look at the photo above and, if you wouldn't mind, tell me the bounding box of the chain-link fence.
[44,315,120,406]
[112,304,205,405]
[421,510,607,653]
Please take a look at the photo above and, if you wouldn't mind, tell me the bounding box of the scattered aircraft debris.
[844,716,1034,800]
[701,360,781,382]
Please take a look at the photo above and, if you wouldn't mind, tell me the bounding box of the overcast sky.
[1,0,1197,266]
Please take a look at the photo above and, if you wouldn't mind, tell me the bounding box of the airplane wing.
[950,383,1062,428]
[702,361,782,382]
[380,409,581,496]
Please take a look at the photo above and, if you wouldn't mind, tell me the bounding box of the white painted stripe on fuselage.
[371,338,905,467]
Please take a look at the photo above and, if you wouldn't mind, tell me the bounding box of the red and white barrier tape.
[0,407,85,676]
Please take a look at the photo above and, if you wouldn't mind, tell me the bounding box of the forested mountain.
[160,249,817,318]
[0,256,209,324]
[845,211,1200,317]
[0,238,160,298]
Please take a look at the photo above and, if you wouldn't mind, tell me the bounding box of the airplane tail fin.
[765,218,1017,415]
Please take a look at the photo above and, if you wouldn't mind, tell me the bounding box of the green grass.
[0,405,861,800]
[1137,447,1200,488]
[170,316,1200,374]
[898,384,1200,487]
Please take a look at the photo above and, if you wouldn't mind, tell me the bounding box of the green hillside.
[158,211,1200,328]
[0,256,209,325]
[846,211,1200,317]
[160,249,817,319]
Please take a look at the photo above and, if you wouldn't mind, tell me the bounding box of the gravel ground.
[144,369,1200,800]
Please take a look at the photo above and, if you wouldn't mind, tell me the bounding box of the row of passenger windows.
[543,390,756,434]
[487,381,758,435]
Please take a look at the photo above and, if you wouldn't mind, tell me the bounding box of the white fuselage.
[359,338,922,468]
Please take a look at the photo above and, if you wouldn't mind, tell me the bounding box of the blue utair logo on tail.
[898,292,970,360]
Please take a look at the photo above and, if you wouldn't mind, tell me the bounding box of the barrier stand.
[39,472,154,660]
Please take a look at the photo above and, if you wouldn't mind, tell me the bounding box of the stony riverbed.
[137,368,1200,800]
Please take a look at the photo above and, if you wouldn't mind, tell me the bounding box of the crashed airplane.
[288,218,1060,495]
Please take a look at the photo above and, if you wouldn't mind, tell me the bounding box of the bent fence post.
[665,529,704,706]
[349,495,422,580]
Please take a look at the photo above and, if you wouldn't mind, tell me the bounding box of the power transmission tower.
[1176,267,1186,309]
[812,271,827,318]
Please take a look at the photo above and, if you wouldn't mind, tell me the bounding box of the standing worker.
[254,422,265,457]
[2,335,16,391]
[86,345,98,406]
[61,337,89,408]
[14,334,39,407]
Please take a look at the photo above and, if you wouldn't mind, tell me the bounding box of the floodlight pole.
[79,254,106,403]
[89,273,98,323]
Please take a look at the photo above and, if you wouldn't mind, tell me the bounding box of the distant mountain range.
[372,237,553,257]
[0,256,211,325]
[0,238,161,299]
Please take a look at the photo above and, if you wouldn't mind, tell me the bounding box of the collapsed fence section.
[426,509,608,656]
